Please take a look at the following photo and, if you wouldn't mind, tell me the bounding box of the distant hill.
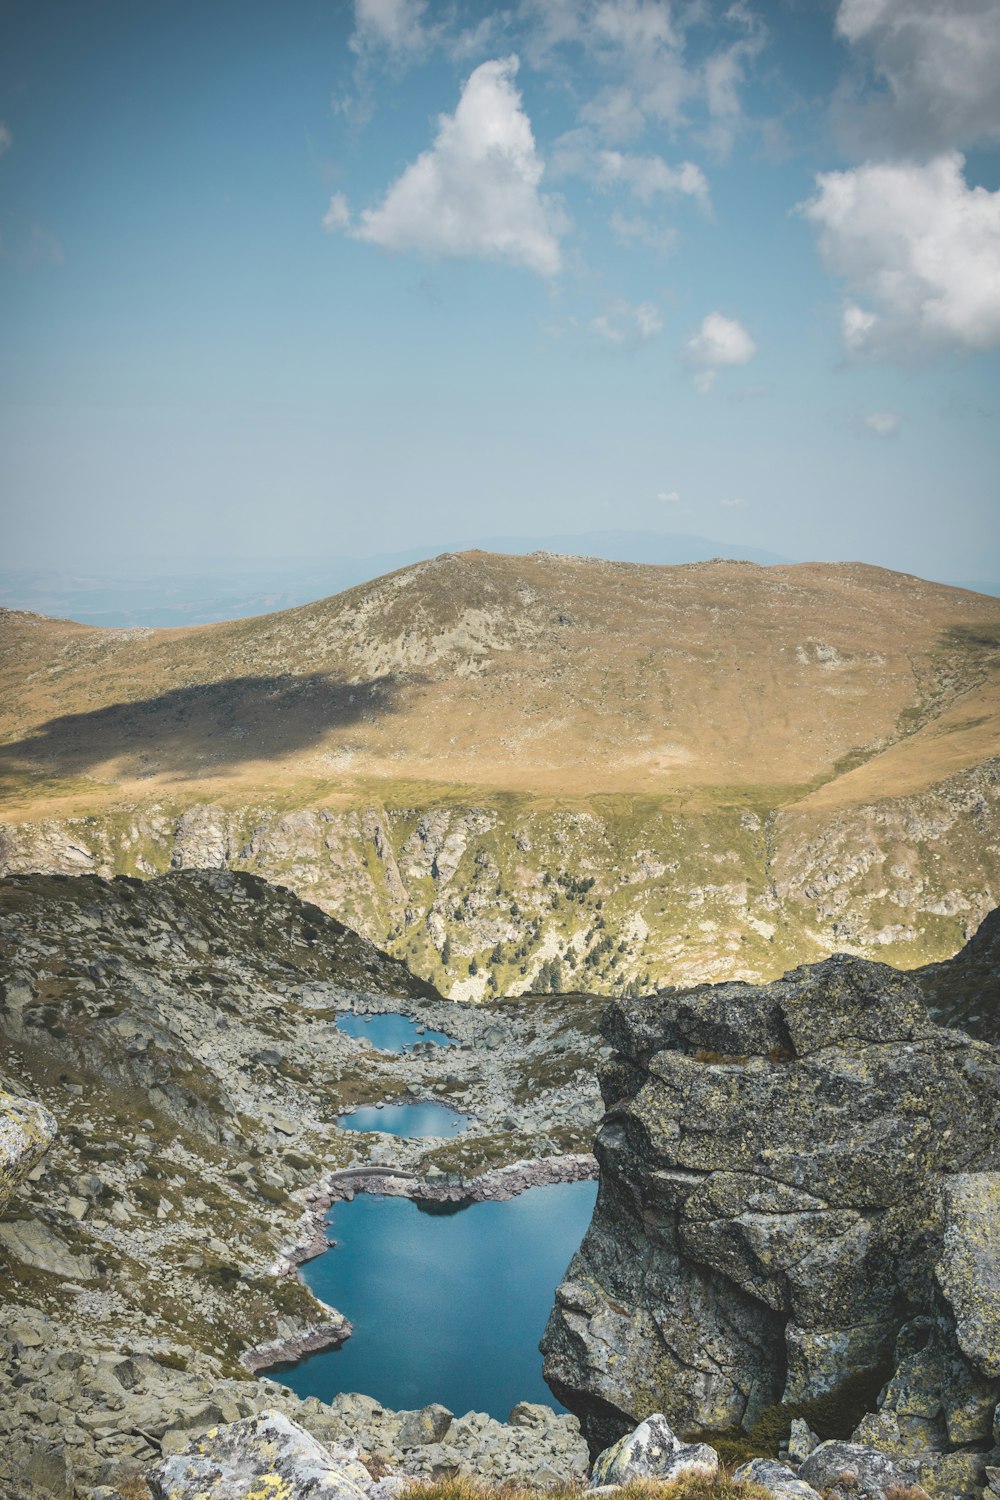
[0,531,790,627]
[1,550,998,993]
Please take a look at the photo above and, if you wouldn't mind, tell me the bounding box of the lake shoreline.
[249,1152,598,1377]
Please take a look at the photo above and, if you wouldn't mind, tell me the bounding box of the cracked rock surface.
[541,952,1000,1499]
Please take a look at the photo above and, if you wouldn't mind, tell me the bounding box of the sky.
[1,0,999,586]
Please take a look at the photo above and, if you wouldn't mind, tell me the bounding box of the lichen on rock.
[0,1086,56,1213]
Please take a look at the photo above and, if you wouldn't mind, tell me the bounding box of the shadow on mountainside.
[0,671,416,785]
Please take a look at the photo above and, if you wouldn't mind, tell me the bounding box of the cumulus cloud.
[331,57,568,277]
[521,0,764,152]
[720,495,746,506]
[835,0,1000,155]
[801,152,1000,358]
[590,299,663,343]
[864,410,902,437]
[656,489,681,503]
[0,122,11,156]
[684,311,756,390]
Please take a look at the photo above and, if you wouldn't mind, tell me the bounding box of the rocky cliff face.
[1,759,998,1003]
[541,953,1000,1498]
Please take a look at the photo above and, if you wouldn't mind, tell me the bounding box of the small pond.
[336,1012,456,1053]
[273,1179,598,1418]
[335,1101,470,1137]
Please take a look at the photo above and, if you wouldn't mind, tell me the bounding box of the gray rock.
[788,1419,820,1465]
[798,1440,914,1500]
[589,1414,719,1488]
[508,1402,556,1429]
[147,1409,372,1500]
[733,1458,823,1500]
[935,1173,1000,1379]
[397,1404,454,1447]
[541,955,1000,1455]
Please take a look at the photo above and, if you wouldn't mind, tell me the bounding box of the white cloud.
[590,299,663,343]
[684,311,756,391]
[801,152,1000,358]
[720,495,746,506]
[0,123,11,156]
[322,192,351,232]
[350,0,432,57]
[595,149,710,205]
[338,57,568,277]
[656,489,681,503]
[520,0,763,151]
[551,131,710,206]
[836,0,1000,154]
[864,410,902,437]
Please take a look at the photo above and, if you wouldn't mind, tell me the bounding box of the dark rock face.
[541,954,1000,1466]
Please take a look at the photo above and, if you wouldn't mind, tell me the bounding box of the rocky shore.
[0,868,609,1498]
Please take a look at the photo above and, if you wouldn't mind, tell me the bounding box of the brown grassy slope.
[1,552,998,817]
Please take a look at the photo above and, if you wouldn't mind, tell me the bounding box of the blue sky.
[2,0,998,584]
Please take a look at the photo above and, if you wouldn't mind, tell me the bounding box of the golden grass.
[2,552,998,818]
[402,1474,775,1500]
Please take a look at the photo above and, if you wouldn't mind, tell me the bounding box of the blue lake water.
[335,1101,470,1136]
[336,1012,456,1052]
[273,1180,598,1418]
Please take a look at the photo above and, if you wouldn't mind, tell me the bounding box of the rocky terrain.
[0,868,608,1499]
[541,950,1000,1500]
[1,552,998,991]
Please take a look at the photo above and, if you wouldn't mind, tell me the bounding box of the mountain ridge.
[1,550,998,992]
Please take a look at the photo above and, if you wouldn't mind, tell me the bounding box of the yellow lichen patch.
[245,1475,293,1500]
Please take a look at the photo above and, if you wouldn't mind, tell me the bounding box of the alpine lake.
[272,1013,597,1418]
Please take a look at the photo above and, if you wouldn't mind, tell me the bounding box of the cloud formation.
[328,57,568,276]
[0,123,11,156]
[864,410,902,437]
[684,310,756,391]
[350,0,433,57]
[590,299,663,343]
[801,152,1000,358]
[521,0,763,153]
[836,0,1000,154]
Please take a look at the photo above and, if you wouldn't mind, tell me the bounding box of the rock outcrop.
[0,1085,55,1212]
[541,953,1000,1497]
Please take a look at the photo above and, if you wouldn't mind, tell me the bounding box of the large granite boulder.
[139,1409,373,1500]
[0,1086,55,1213]
[541,953,1000,1472]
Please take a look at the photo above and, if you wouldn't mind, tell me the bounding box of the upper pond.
[335,1101,470,1136]
[273,1179,598,1418]
[336,1012,456,1052]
